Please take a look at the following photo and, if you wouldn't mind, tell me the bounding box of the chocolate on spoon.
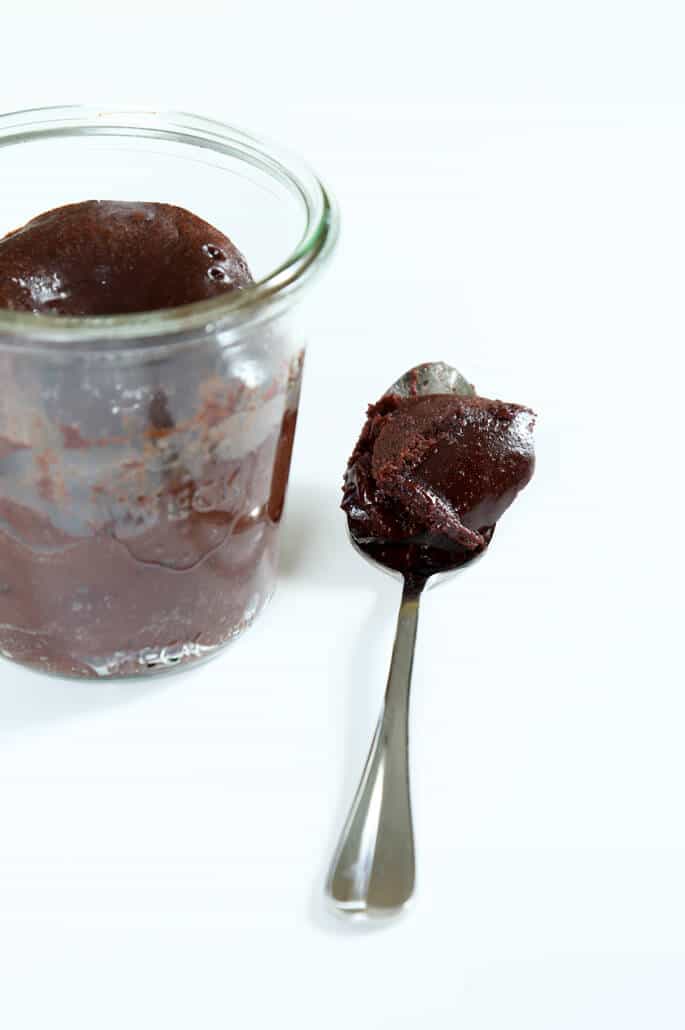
[327,362,536,916]
[342,362,535,580]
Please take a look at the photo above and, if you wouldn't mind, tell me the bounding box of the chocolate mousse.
[342,384,536,578]
[0,200,253,315]
[0,201,301,677]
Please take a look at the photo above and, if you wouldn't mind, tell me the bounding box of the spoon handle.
[327,576,424,916]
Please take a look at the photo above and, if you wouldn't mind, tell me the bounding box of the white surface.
[1,3,684,1028]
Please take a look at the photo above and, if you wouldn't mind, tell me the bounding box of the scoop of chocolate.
[0,200,253,315]
[342,386,536,576]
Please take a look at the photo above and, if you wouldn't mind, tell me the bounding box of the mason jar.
[0,106,338,678]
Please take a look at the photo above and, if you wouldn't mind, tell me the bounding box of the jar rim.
[0,105,339,352]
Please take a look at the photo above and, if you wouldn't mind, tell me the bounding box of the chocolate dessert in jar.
[0,107,338,678]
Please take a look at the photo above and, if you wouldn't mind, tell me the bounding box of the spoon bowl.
[386,360,475,400]
[346,524,490,589]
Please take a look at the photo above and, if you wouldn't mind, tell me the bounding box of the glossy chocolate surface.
[342,390,535,578]
[0,200,253,315]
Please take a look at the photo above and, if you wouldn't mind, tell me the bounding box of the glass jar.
[0,106,338,678]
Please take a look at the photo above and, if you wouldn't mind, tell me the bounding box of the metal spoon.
[326,362,486,918]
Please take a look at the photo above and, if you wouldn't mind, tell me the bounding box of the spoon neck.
[381,576,424,717]
[402,573,428,601]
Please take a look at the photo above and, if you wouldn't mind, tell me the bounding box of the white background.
[1,3,684,1028]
